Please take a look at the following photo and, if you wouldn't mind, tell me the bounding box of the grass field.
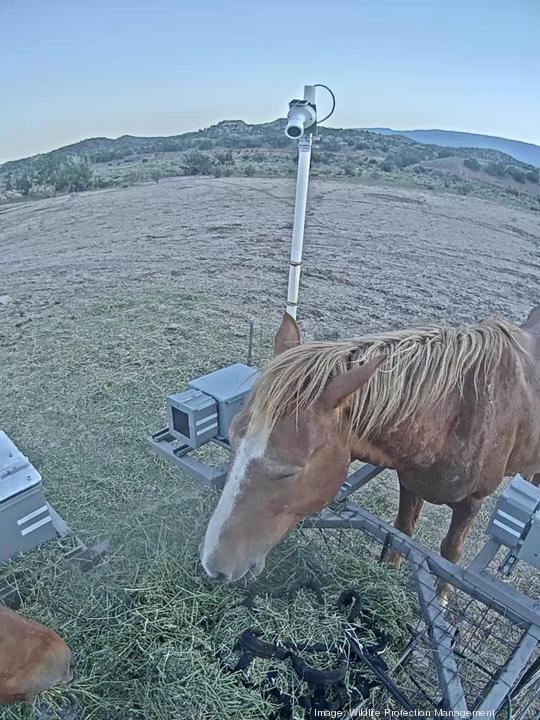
[0,177,539,718]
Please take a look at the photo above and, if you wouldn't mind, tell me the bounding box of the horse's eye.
[271,466,301,482]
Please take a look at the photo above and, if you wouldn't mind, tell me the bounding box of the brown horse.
[201,307,540,595]
[0,606,73,704]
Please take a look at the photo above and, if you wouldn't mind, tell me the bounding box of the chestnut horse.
[0,606,73,704]
[201,307,540,597]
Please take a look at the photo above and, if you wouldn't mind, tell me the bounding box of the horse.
[0,606,73,704]
[201,307,540,599]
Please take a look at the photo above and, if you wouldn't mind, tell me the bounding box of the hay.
[0,280,413,719]
[1,506,414,720]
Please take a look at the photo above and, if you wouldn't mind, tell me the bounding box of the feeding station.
[0,430,110,603]
[148,87,540,716]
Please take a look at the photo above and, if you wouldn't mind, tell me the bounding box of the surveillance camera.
[285,101,316,140]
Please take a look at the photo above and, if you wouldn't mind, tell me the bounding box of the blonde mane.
[249,319,528,438]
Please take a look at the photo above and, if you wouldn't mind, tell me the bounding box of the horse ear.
[321,356,385,410]
[272,312,301,357]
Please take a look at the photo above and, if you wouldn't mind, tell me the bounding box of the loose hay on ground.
[0,497,414,720]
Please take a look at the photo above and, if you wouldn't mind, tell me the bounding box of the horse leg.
[383,480,424,570]
[529,474,540,487]
[436,494,483,605]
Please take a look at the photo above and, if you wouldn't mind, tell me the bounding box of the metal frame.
[148,428,228,489]
[304,500,540,714]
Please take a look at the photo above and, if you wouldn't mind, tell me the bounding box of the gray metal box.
[0,432,57,563]
[166,388,218,448]
[189,363,259,438]
[517,507,540,569]
[488,475,540,548]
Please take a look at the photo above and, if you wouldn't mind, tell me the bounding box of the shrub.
[485,161,506,178]
[323,138,341,152]
[34,154,93,192]
[93,176,115,189]
[124,169,143,185]
[507,166,525,183]
[245,165,255,177]
[14,174,32,196]
[526,169,539,183]
[150,169,161,183]
[217,150,234,164]
[343,163,355,177]
[463,158,480,171]
[183,151,214,175]
[384,147,425,169]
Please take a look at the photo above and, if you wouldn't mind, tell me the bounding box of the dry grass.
[0,280,414,719]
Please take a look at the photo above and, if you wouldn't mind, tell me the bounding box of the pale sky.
[1,0,539,163]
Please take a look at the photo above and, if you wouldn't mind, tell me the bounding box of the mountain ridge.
[1,119,539,209]
[366,128,540,167]
[3,121,539,170]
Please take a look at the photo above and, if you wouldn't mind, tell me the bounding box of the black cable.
[313,84,336,124]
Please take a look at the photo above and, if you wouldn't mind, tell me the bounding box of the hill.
[1,120,539,209]
[367,128,540,167]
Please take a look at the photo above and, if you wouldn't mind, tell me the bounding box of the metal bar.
[211,437,231,451]
[305,502,540,627]
[151,427,175,442]
[334,463,384,501]
[67,538,111,572]
[247,320,255,366]
[468,537,501,573]
[47,503,71,538]
[147,434,227,489]
[409,549,468,711]
[476,625,540,713]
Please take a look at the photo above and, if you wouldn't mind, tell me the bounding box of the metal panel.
[189,363,258,437]
[517,507,540,569]
[0,431,42,502]
[408,549,468,711]
[305,502,540,627]
[487,475,540,548]
[0,484,58,563]
[189,363,258,404]
[476,625,540,713]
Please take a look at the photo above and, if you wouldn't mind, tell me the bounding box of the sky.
[1,0,539,163]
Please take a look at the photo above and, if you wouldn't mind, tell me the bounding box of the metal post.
[246,320,254,366]
[286,85,316,320]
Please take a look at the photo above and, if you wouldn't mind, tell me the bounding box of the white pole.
[286,85,315,320]
[286,135,312,319]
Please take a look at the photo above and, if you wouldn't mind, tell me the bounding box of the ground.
[0,177,539,719]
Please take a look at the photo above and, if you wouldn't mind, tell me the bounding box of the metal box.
[165,364,259,449]
[189,363,258,437]
[0,432,57,563]
[166,388,218,448]
[488,475,540,548]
